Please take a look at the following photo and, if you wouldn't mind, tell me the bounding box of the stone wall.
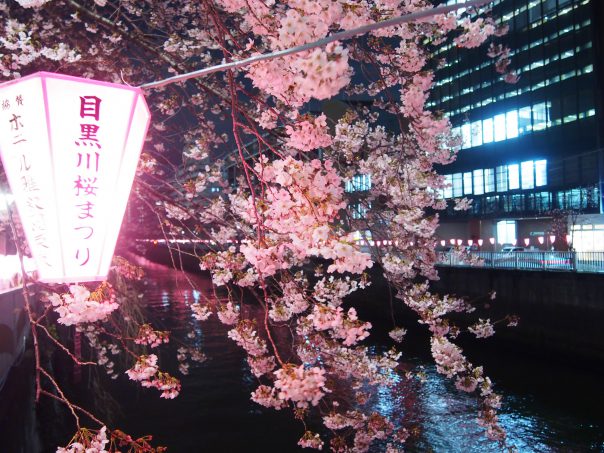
[432,267,604,362]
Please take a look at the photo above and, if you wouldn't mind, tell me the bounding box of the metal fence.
[436,251,604,273]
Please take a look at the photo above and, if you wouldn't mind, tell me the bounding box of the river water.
[1,258,603,452]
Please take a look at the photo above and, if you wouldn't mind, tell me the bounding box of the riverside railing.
[436,251,604,273]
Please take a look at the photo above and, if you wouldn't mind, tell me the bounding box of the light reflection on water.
[2,257,602,452]
[130,259,604,453]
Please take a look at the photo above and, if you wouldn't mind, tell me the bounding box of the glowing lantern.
[456,239,463,246]
[549,235,556,244]
[440,240,446,247]
[523,238,530,246]
[565,234,572,243]
[489,237,495,245]
[512,239,517,246]
[0,72,150,283]
[477,239,483,247]
[449,239,455,245]
[537,236,544,245]
[467,239,473,246]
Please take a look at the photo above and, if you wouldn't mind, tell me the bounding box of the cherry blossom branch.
[139,1,488,89]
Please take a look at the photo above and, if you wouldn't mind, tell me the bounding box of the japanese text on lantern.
[73,95,102,268]
[3,93,52,266]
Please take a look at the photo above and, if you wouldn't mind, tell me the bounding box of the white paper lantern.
[0,72,150,283]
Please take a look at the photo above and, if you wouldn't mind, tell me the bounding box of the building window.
[508,164,520,190]
[535,159,547,186]
[471,121,482,147]
[351,202,370,219]
[452,173,463,197]
[494,114,506,141]
[483,118,494,143]
[518,106,532,134]
[461,123,471,149]
[496,166,508,192]
[345,174,372,192]
[521,160,535,189]
[463,172,473,195]
[506,110,519,139]
[533,102,549,130]
[497,220,517,246]
[484,168,495,193]
[473,169,484,195]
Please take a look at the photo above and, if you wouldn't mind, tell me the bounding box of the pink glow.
[449,239,455,245]
[566,234,572,243]
[440,240,446,247]
[549,235,556,244]
[537,236,544,245]
[489,237,495,245]
[467,239,473,246]
[477,239,483,246]
[0,72,150,284]
[456,239,462,246]
[523,238,530,246]
[512,239,517,246]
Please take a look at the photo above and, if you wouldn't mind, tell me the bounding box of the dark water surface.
[1,258,603,452]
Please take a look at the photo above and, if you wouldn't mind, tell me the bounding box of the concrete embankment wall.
[432,267,604,362]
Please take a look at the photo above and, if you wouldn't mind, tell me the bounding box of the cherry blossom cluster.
[126,354,181,399]
[285,114,332,152]
[134,324,170,348]
[47,284,118,326]
[273,364,328,408]
[56,426,109,453]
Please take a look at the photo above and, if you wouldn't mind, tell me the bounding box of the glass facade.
[432,0,601,220]
[345,174,372,192]
[442,159,547,198]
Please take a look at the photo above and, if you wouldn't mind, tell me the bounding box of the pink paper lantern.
[537,236,544,245]
[477,239,483,246]
[549,235,556,244]
[456,239,463,246]
[0,72,150,283]
[440,240,446,247]
[449,239,455,245]
[467,239,473,246]
[489,237,495,245]
[523,238,530,246]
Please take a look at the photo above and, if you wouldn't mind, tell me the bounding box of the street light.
[0,72,150,283]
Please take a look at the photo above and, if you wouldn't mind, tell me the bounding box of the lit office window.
[497,220,517,246]
[461,123,471,149]
[506,110,519,139]
[494,114,506,141]
[483,118,494,143]
[484,168,495,193]
[509,164,520,190]
[518,106,532,134]
[464,172,473,195]
[473,169,484,195]
[345,174,372,192]
[471,121,483,147]
[351,202,370,219]
[496,165,508,192]
[533,102,548,130]
[535,159,547,186]
[452,173,463,197]
[444,174,453,198]
[521,160,535,189]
